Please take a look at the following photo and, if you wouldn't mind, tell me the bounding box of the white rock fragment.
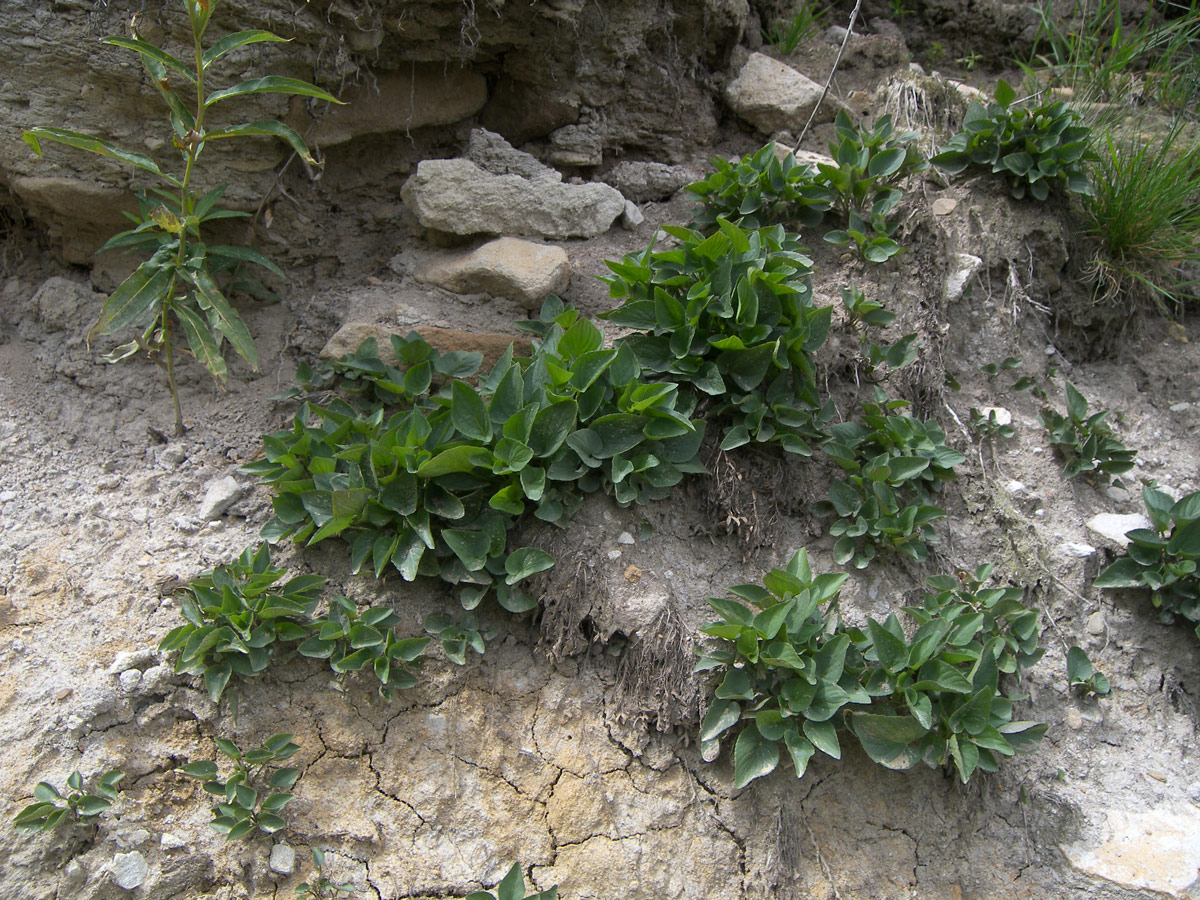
[1170,402,1190,412]
[1086,611,1106,635]
[161,833,187,851]
[1059,542,1097,558]
[931,197,958,215]
[1086,513,1153,547]
[724,52,841,134]
[944,253,983,301]
[269,843,296,875]
[0,490,16,502]
[621,200,644,230]
[118,669,142,692]
[107,649,155,675]
[606,549,622,560]
[617,531,635,545]
[979,406,1012,426]
[112,851,148,891]
[1004,480,1027,495]
[1062,804,1200,897]
[198,475,244,522]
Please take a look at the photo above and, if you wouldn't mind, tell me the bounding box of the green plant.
[818,112,928,262]
[1038,382,1136,485]
[931,79,1094,201]
[816,392,966,567]
[12,771,124,834]
[423,611,496,665]
[297,596,429,698]
[249,318,703,619]
[600,220,832,456]
[839,286,918,376]
[22,0,340,436]
[888,0,912,20]
[1067,645,1112,696]
[467,863,557,900]
[158,544,325,702]
[1094,485,1200,640]
[697,552,1046,788]
[763,2,829,54]
[685,143,833,231]
[180,733,299,841]
[1082,125,1200,312]
[968,408,1016,441]
[297,848,356,899]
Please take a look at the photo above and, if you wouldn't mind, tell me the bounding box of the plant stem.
[791,0,864,152]
[164,308,184,436]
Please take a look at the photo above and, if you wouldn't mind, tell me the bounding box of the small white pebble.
[617,531,635,545]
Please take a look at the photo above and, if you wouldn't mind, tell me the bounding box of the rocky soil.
[2,1,1200,899]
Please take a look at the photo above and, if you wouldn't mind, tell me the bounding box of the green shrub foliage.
[1095,485,1200,641]
[698,551,1046,788]
[932,79,1093,201]
[12,771,124,833]
[686,142,833,231]
[179,734,300,841]
[1038,382,1136,485]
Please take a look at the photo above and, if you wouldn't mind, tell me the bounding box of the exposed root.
[531,528,607,663]
[613,604,702,732]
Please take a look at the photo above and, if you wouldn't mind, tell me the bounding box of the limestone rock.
[548,124,604,168]
[269,843,296,875]
[467,129,561,184]
[321,324,532,372]
[197,475,244,522]
[112,851,148,891]
[304,67,487,146]
[620,201,644,230]
[1062,804,1200,896]
[724,52,840,134]
[401,159,625,239]
[1086,513,1152,547]
[600,161,694,202]
[944,253,983,302]
[415,238,571,308]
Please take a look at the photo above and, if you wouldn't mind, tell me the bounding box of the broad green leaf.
[91,262,172,338]
[451,381,492,442]
[205,76,341,108]
[497,863,526,900]
[700,698,741,741]
[505,547,556,585]
[1066,646,1093,684]
[733,724,779,789]
[190,271,258,368]
[175,301,228,380]
[783,728,816,778]
[442,529,491,571]
[803,719,841,759]
[415,446,491,478]
[847,713,927,769]
[867,618,908,673]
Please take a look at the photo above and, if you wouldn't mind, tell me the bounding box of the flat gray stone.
[467,128,561,184]
[601,161,694,202]
[402,159,626,239]
[1086,513,1152,547]
[198,475,244,522]
[621,200,645,230]
[269,843,296,875]
[112,852,148,891]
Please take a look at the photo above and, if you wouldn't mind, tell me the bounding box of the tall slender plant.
[24,0,341,435]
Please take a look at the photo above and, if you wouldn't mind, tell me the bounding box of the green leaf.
[442,529,491,571]
[994,79,1017,107]
[415,446,490,478]
[23,127,177,184]
[202,30,288,68]
[103,36,196,83]
[205,76,341,108]
[91,261,172,338]
[867,618,909,674]
[505,547,556,585]
[700,698,741,741]
[203,120,325,166]
[802,719,841,759]
[189,271,258,368]
[175,301,228,380]
[498,863,526,900]
[1066,646,1093,684]
[452,381,492,442]
[733,724,779,789]
[847,713,927,769]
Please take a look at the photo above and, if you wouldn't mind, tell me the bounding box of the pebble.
[1187,781,1200,804]
[156,445,186,469]
[1034,508,1046,518]
[931,197,958,216]
[1065,708,1083,730]
[1146,770,1167,783]
[0,490,15,502]
[1004,480,1027,495]
[1170,402,1190,412]
[112,851,148,891]
[606,549,622,560]
[1086,512,1153,546]
[198,475,244,521]
[620,200,645,230]
[1086,611,1105,635]
[130,507,149,524]
[161,833,187,850]
[617,531,635,545]
[1059,542,1096,558]
[979,406,1012,426]
[118,669,142,692]
[107,649,155,675]
[269,843,296,875]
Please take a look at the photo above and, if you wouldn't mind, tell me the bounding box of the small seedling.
[12,771,124,834]
[1067,646,1111,697]
[969,408,1015,441]
[180,734,300,841]
[1038,382,1136,485]
[467,863,558,900]
[297,848,356,899]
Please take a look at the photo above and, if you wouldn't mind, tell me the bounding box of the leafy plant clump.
[697,551,1046,788]
[685,142,833,231]
[1094,485,1200,641]
[816,392,966,567]
[297,848,356,899]
[249,316,704,623]
[12,771,125,834]
[600,219,833,456]
[1067,646,1112,697]
[932,79,1094,201]
[180,734,300,841]
[820,112,929,263]
[467,863,558,900]
[1038,382,1136,485]
[23,0,341,435]
[158,544,427,701]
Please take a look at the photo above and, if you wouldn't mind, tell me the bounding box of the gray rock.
[1058,542,1096,559]
[402,159,626,239]
[160,833,187,851]
[269,843,296,875]
[548,124,604,167]
[600,161,694,202]
[107,649,155,675]
[1086,611,1106,635]
[415,238,572,308]
[1086,513,1152,547]
[117,669,142,692]
[724,52,841,134]
[621,200,645,231]
[112,851,148,891]
[945,253,984,302]
[467,128,562,185]
[198,475,244,522]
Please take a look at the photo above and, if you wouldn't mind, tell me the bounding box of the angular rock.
[1086,513,1152,547]
[467,129,561,184]
[401,159,626,239]
[620,200,644,231]
[548,124,603,167]
[724,52,840,134]
[322,324,532,373]
[1062,804,1200,896]
[945,253,984,302]
[112,851,148,891]
[269,843,296,875]
[304,67,487,146]
[197,475,244,522]
[600,161,694,202]
[415,238,571,308]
